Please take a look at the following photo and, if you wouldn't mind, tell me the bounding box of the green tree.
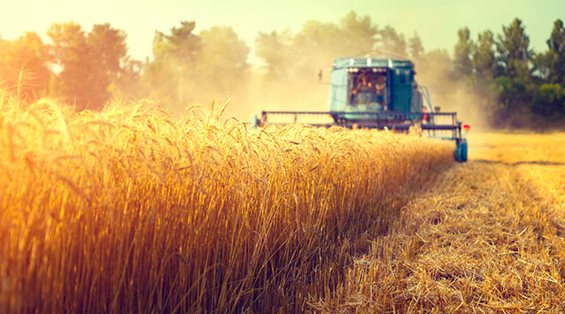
[294,21,341,53]
[496,18,533,81]
[86,24,128,105]
[110,58,144,100]
[466,30,499,123]
[454,27,473,78]
[255,31,295,79]
[143,21,201,105]
[379,25,407,57]
[532,83,565,116]
[48,22,92,107]
[533,51,552,82]
[339,11,379,55]
[472,30,496,80]
[292,20,342,74]
[196,26,249,93]
[493,76,531,126]
[48,23,128,109]
[546,19,565,84]
[153,21,201,64]
[408,32,424,60]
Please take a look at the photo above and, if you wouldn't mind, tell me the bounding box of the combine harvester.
[253,57,470,162]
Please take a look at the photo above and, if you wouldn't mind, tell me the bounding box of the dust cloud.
[167,73,328,124]
[415,56,489,130]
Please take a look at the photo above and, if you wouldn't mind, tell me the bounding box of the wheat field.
[0,99,455,313]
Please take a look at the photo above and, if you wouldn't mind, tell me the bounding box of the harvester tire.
[454,145,460,162]
[460,139,468,162]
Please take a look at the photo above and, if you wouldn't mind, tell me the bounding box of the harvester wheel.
[454,139,468,163]
[454,145,462,162]
[460,139,468,162]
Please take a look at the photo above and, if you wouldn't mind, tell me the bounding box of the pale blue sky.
[0,0,563,63]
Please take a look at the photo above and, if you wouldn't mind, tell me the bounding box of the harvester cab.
[254,57,469,162]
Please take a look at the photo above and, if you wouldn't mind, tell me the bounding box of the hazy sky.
[0,0,563,63]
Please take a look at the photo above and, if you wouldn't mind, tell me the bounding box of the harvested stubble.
[312,132,564,313]
[0,99,453,313]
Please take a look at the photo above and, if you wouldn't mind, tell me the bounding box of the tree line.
[0,21,250,111]
[0,12,563,128]
[452,19,565,128]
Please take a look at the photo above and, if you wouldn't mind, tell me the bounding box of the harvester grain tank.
[253,57,469,162]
